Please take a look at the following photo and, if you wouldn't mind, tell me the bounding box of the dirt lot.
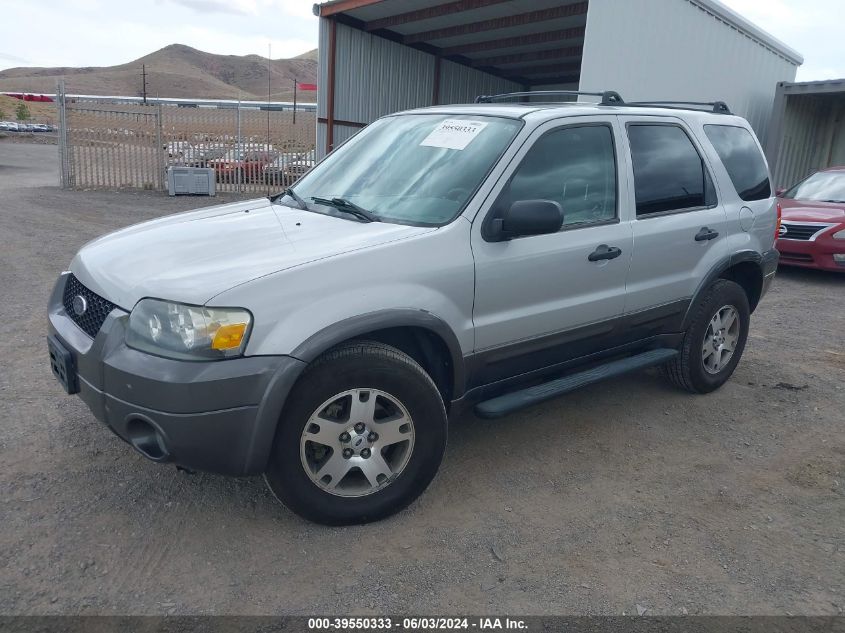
[0,143,843,616]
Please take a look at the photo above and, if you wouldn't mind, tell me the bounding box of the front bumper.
[776,232,845,272]
[48,273,305,475]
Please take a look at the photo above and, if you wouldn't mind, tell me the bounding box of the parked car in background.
[209,148,276,183]
[164,141,191,157]
[182,143,226,167]
[284,150,316,183]
[0,121,14,131]
[776,166,845,272]
[263,150,315,185]
[2,121,20,131]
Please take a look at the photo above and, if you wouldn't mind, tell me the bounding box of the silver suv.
[48,91,779,525]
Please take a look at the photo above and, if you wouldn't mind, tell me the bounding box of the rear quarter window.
[704,125,771,201]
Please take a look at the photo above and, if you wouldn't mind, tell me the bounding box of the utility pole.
[293,78,297,125]
[142,64,147,105]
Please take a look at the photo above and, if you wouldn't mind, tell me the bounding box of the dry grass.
[0,95,56,123]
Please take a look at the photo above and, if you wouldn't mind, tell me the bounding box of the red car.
[776,166,845,272]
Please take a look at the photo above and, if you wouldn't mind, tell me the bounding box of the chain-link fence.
[56,85,316,194]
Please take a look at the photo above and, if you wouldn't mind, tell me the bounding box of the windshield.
[287,114,522,225]
[783,170,845,203]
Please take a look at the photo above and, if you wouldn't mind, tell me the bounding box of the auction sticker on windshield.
[420,119,489,150]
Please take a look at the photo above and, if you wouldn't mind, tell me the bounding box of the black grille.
[780,223,828,241]
[780,251,813,262]
[62,274,116,338]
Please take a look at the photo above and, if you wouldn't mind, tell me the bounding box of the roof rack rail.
[475,90,625,106]
[625,100,732,114]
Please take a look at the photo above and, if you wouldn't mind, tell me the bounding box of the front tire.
[662,279,750,394]
[264,341,448,525]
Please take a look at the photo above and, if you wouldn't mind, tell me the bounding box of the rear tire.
[662,279,750,394]
[264,341,448,525]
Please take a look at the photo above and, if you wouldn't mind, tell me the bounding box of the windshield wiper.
[821,199,845,203]
[311,197,379,223]
[270,187,308,210]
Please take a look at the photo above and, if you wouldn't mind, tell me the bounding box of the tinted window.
[499,125,617,228]
[628,124,715,216]
[704,125,770,201]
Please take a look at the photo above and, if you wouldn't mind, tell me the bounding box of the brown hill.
[0,44,318,102]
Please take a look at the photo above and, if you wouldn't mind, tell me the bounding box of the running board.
[473,348,679,419]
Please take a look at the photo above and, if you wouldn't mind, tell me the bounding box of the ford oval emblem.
[72,295,88,317]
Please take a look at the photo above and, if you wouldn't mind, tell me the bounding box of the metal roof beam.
[439,27,585,56]
[503,62,581,76]
[471,47,583,68]
[315,0,387,17]
[364,0,513,31]
[403,2,589,44]
[522,75,581,86]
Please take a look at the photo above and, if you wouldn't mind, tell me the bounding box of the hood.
[71,198,435,310]
[780,197,845,223]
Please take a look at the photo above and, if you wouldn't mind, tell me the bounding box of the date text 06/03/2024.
[307,617,528,630]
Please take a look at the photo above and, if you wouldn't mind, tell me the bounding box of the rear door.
[619,116,729,317]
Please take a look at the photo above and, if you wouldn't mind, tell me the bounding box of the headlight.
[833,229,845,240]
[126,298,252,360]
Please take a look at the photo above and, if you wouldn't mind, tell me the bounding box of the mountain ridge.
[0,44,318,101]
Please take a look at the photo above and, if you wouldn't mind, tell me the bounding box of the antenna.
[267,43,272,196]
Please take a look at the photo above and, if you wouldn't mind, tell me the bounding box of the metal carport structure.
[765,78,845,189]
[314,0,803,157]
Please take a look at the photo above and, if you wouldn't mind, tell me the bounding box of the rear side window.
[704,125,771,201]
[499,124,617,228]
[628,124,715,216]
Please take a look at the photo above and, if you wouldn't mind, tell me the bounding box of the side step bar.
[474,348,679,419]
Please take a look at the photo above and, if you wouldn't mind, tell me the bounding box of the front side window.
[628,124,715,216]
[495,124,617,229]
[289,114,522,226]
[704,124,771,201]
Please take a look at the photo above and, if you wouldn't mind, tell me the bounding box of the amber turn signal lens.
[212,322,248,350]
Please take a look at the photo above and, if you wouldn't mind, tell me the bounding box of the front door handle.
[588,244,622,262]
[695,227,719,241]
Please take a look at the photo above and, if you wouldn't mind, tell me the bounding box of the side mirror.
[775,187,786,197]
[491,200,563,241]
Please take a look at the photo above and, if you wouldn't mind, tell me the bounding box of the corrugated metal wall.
[438,60,521,105]
[578,0,799,142]
[773,94,845,188]
[317,19,520,158]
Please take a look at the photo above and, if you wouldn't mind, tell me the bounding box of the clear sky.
[0,0,842,82]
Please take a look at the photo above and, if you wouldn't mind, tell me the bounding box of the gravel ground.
[1,142,843,616]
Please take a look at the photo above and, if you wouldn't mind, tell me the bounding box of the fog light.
[833,254,845,265]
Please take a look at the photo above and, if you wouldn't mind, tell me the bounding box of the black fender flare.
[681,250,764,331]
[290,309,467,399]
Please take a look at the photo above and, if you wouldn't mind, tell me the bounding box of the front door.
[470,117,633,386]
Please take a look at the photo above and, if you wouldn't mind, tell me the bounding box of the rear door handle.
[695,227,719,241]
[588,244,622,262]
